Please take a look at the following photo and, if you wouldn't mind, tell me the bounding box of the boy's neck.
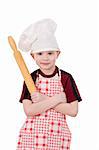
[40,66,56,75]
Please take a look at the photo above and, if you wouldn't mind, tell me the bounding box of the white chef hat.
[18,18,60,53]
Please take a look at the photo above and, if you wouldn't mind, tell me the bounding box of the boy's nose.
[43,58,49,61]
[43,54,49,59]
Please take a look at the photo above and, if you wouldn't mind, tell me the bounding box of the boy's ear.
[57,51,60,57]
[30,53,34,59]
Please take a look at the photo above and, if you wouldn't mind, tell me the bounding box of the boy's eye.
[37,52,42,55]
[48,52,53,55]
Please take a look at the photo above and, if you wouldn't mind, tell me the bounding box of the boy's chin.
[40,64,54,69]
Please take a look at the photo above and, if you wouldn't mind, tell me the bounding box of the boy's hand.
[52,92,67,103]
[31,92,48,103]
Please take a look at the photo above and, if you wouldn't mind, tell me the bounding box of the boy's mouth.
[40,62,50,65]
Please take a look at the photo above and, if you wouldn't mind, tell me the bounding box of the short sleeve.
[19,81,31,103]
[64,75,82,103]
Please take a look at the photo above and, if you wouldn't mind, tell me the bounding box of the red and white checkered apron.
[17,70,71,150]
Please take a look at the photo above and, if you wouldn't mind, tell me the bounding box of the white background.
[0,0,98,149]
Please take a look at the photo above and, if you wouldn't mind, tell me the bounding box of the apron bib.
[17,69,71,150]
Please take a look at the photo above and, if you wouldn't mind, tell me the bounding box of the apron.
[17,69,71,150]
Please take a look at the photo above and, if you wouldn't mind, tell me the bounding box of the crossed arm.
[23,92,78,117]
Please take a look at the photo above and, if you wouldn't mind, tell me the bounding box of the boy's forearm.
[27,97,61,116]
[53,101,78,117]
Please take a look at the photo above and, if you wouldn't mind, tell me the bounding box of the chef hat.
[18,18,60,53]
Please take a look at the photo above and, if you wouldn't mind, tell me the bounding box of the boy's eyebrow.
[47,51,54,53]
[37,51,54,53]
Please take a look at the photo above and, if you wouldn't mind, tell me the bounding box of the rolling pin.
[8,36,36,94]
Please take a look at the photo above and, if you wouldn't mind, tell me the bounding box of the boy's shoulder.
[60,69,72,79]
[60,69,75,89]
[31,69,38,76]
[30,69,38,81]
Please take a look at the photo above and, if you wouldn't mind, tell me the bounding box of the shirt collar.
[38,66,59,78]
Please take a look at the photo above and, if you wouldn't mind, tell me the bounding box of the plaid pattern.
[17,70,71,150]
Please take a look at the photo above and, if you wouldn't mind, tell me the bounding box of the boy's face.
[31,51,60,72]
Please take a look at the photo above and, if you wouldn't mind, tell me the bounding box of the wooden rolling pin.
[8,36,36,94]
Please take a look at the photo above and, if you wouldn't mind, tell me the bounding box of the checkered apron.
[17,69,71,150]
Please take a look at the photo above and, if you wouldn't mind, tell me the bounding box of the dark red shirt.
[19,66,82,103]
